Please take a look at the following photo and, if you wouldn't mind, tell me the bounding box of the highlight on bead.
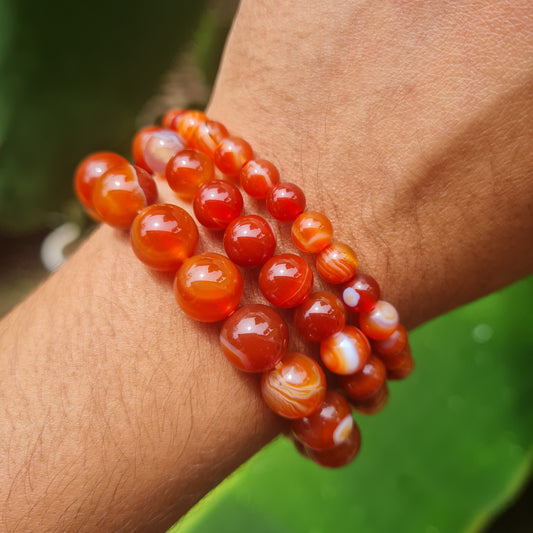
[291,211,333,253]
[342,272,380,313]
[320,325,371,375]
[193,179,244,230]
[359,300,400,340]
[214,136,254,176]
[316,241,358,284]
[240,159,280,199]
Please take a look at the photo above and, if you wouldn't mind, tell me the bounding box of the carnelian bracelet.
[73,108,414,468]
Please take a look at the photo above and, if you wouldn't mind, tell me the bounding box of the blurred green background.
[1,1,531,532]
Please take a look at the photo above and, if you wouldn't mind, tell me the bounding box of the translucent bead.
[341,273,380,313]
[349,383,389,415]
[339,355,386,400]
[359,300,399,340]
[143,128,186,175]
[316,242,358,284]
[223,215,276,268]
[320,325,370,375]
[292,390,354,450]
[219,304,289,372]
[176,110,208,143]
[294,291,346,343]
[259,253,313,308]
[240,159,280,199]
[161,108,186,130]
[92,163,157,230]
[371,324,408,358]
[291,211,333,253]
[165,149,214,201]
[261,352,326,418]
[130,203,198,272]
[132,125,160,172]
[193,180,244,230]
[383,345,414,380]
[174,253,243,323]
[266,182,306,222]
[190,120,229,158]
[214,136,254,176]
[305,424,361,468]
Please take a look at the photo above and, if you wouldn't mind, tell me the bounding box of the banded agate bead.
[316,242,358,284]
[339,355,387,400]
[193,180,244,230]
[143,128,186,175]
[92,163,157,230]
[259,253,313,308]
[320,325,370,375]
[166,149,214,201]
[132,125,160,172]
[342,273,380,313]
[214,136,254,176]
[266,182,306,222]
[220,304,289,372]
[305,424,361,468]
[349,383,389,415]
[130,203,198,271]
[292,390,354,450]
[176,110,208,143]
[174,253,243,323]
[371,324,408,358]
[161,108,186,130]
[240,159,280,199]
[291,211,333,253]
[261,352,326,418]
[190,120,229,158]
[359,300,399,340]
[383,345,414,380]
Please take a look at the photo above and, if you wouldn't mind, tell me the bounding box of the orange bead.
[316,242,358,284]
[291,211,333,253]
[165,149,214,201]
[214,136,254,176]
[130,203,198,271]
[349,383,389,415]
[190,120,229,158]
[240,159,280,199]
[371,324,408,358]
[161,108,186,130]
[132,125,160,172]
[320,325,370,375]
[384,345,414,380]
[304,423,361,468]
[176,110,208,143]
[359,300,400,340]
[174,253,243,323]
[339,355,387,399]
[261,352,326,419]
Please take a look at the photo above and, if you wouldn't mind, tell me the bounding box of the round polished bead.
[161,108,186,130]
[92,163,157,230]
[143,128,186,175]
[371,324,408,358]
[384,345,414,380]
[305,423,361,468]
[174,252,243,323]
[261,352,326,419]
[176,110,208,143]
[320,325,370,375]
[220,304,289,372]
[166,149,215,200]
[316,242,359,284]
[240,159,280,199]
[292,390,354,451]
[359,300,400,340]
[294,291,346,343]
[193,180,244,230]
[342,273,381,313]
[223,215,276,267]
[74,151,128,219]
[339,355,387,400]
[132,125,160,172]
[349,383,389,415]
[291,211,333,253]
[130,203,199,271]
[214,136,254,176]
[259,253,313,308]
[266,182,306,222]
[190,120,229,158]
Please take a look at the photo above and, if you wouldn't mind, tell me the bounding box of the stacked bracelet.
[73,108,413,469]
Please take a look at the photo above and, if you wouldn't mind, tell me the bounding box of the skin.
[1,1,532,531]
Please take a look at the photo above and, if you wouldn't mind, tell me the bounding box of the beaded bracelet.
[73,108,414,468]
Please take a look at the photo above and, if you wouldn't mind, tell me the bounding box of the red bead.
[320,325,371,375]
[240,159,280,199]
[291,211,333,253]
[161,108,186,130]
[341,273,381,313]
[261,352,326,418]
[92,163,157,230]
[130,203,198,271]
[316,242,359,284]
[174,253,243,323]
[132,125,160,172]
[359,300,399,340]
[214,136,254,176]
[176,110,208,143]
[349,383,389,415]
[165,149,214,201]
[74,151,128,219]
[266,182,306,222]
[292,390,354,450]
[193,180,244,230]
[223,215,276,268]
[305,423,361,468]
[143,128,186,175]
[259,253,313,308]
[219,304,289,372]
[190,120,229,158]
[371,324,408,358]
[294,291,346,343]
[384,345,414,380]
[339,355,387,399]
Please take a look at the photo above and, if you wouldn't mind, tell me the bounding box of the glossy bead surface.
[132,125,160,172]
[291,211,333,253]
[371,324,408,358]
[349,383,389,415]
[259,253,313,308]
[74,151,128,218]
[92,163,157,229]
[342,273,381,313]
[220,304,289,372]
[384,345,414,380]
[166,149,214,200]
[214,136,253,176]
[305,423,361,468]
[292,390,354,451]
[320,325,370,375]
[316,242,359,284]
[261,352,326,419]
[240,159,280,199]
[339,355,387,399]
[190,120,229,157]
[266,182,306,222]
[130,203,198,271]
[193,180,244,230]
[161,108,186,130]
[359,300,400,340]
[223,215,276,267]
[294,291,346,343]
[176,110,208,143]
[143,128,186,175]
[174,253,243,323]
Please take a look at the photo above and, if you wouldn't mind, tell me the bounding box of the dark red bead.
[339,355,387,400]
[266,182,306,222]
